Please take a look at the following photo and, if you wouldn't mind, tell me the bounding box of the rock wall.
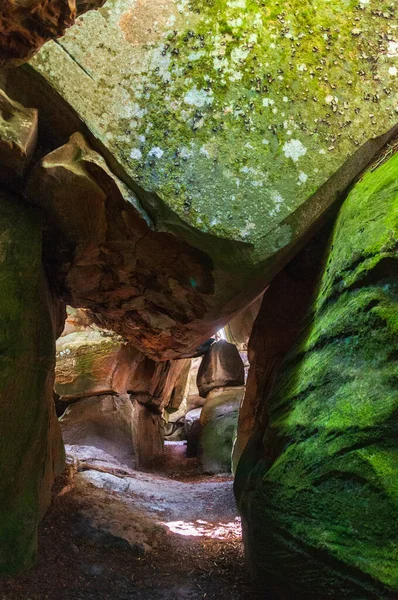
[0,192,65,574]
[235,153,398,599]
[232,230,330,472]
[56,309,191,467]
[0,0,107,67]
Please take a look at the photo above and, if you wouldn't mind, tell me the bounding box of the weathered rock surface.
[0,191,65,574]
[224,296,263,352]
[197,340,245,397]
[184,407,202,458]
[235,153,398,598]
[4,0,396,357]
[0,89,37,186]
[25,132,214,360]
[131,401,164,468]
[0,0,107,67]
[55,329,141,400]
[200,386,244,474]
[60,394,135,464]
[232,230,329,472]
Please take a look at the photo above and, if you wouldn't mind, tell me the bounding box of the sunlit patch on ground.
[163,517,242,539]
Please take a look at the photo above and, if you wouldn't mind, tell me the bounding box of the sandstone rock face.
[25,132,214,360]
[55,329,141,400]
[0,192,65,574]
[0,0,107,67]
[0,89,38,186]
[131,401,164,468]
[235,153,398,599]
[6,0,396,357]
[60,394,135,464]
[232,230,329,472]
[200,386,244,474]
[197,340,245,397]
[184,408,202,458]
[224,296,263,352]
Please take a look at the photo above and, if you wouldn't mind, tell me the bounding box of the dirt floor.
[0,442,257,600]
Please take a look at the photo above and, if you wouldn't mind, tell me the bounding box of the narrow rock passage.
[0,443,253,600]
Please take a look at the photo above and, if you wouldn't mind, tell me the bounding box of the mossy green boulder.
[0,192,65,574]
[235,152,398,599]
[4,0,396,357]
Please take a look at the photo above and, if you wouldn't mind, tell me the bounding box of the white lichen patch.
[148,147,164,159]
[184,86,214,107]
[130,148,142,160]
[282,139,307,162]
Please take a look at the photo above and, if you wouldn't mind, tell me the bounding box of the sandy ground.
[0,442,257,600]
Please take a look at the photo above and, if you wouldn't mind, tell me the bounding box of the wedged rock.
[184,407,202,458]
[56,306,191,411]
[25,132,214,360]
[0,0,107,67]
[197,340,244,397]
[0,89,37,186]
[235,153,398,599]
[224,296,263,352]
[0,191,65,574]
[60,394,135,464]
[5,0,397,358]
[200,386,244,474]
[232,229,329,472]
[55,329,141,400]
[131,401,164,468]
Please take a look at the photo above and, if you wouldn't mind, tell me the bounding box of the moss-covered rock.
[200,386,244,473]
[0,192,65,574]
[235,152,398,598]
[3,0,396,357]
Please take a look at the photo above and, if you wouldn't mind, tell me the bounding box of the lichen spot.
[282,139,307,162]
[184,87,214,107]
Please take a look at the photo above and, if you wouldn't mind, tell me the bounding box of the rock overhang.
[28,0,398,257]
[1,0,397,359]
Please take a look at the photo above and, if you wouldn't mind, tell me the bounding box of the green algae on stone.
[235,152,398,598]
[0,192,64,574]
[29,0,398,255]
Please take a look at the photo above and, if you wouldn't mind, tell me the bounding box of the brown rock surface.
[232,230,330,472]
[60,394,135,464]
[26,132,214,360]
[55,328,141,400]
[131,401,164,468]
[0,0,107,68]
[197,340,245,398]
[0,89,37,186]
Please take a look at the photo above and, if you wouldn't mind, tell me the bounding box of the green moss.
[235,153,398,598]
[29,0,397,254]
[0,192,57,574]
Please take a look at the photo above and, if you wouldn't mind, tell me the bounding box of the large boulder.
[200,386,245,474]
[235,152,398,599]
[0,191,65,574]
[60,394,135,464]
[0,0,107,67]
[2,0,397,358]
[197,340,245,397]
[55,329,141,400]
